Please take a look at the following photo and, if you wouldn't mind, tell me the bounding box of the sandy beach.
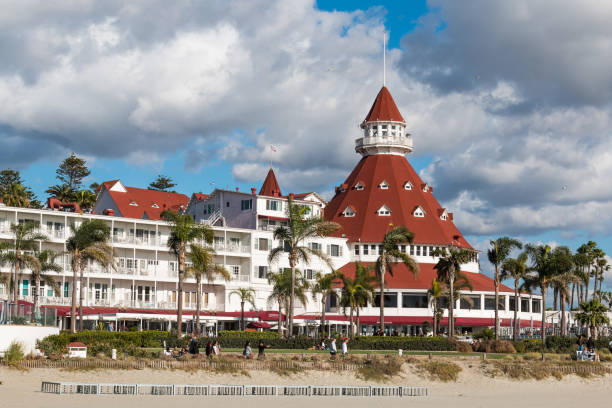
[1,361,610,408]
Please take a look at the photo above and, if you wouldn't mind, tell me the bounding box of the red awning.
[247,321,272,329]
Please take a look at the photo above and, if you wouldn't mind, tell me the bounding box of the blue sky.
[3,1,612,289]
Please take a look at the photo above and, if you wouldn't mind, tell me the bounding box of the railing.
[355,135,413,147]
[257,224,276,231]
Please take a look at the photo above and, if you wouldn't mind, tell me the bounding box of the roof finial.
[383,29,386,87]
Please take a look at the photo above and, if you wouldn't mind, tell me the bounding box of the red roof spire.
[361,86,405,126]
[259,168,282,197]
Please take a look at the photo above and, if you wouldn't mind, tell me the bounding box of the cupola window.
[342,206,356,217]
[404,181,413,190]
[377,205,391,216]
[413,206,425,218]
[379,180,389,190]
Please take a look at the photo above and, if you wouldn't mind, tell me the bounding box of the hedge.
[512,336,612,354]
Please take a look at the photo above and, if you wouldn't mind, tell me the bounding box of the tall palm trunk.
[553,287,558,311]
[277,300,283,336]
[349,306,354,337]
[31,276,40,323]
[320,297,327,337]
[494,264,500,340]
[540,284,547,344]
[240,301,245,331]
[177,245,185,337]
[513,278,519,341]
[288,257,296,337]
[570,283,575,310]
[432,299,438,336]
[70,252,79,333]
[356,308,361,337]
[13,250,21,303]
[449,266,455,338]
[560,292,567,336]
[195,275,201,335]
[379,259,386,335]
[79,265,85,331]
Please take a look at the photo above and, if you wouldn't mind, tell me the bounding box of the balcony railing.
[213,244,251,254]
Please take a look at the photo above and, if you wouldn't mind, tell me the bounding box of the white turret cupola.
[355,86,413,157]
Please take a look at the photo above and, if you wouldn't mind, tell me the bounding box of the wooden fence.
[5,358,363,371]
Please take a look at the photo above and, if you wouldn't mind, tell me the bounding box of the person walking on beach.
[243,341,252,359]
[213,339,221,356]
[329,338,337,359]
[205,341,213,359]
[341,337,348,356]
[189,335,198,354]
[257,340,268,359]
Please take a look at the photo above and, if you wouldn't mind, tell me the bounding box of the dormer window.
[129,202,138,206]
[151,204,159,209]
[342,206,356,217]
[413,206,425,217]
[404,181,413,190]
[379,180,389,190]
[353,182,364,191]
[377,205,391,216]
[422,184,429,192]
[439,209,448,221]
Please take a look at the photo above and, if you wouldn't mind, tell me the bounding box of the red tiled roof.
[100,181,189,220]
[362,86,405,125]
[324,155,472,248]
[259,168,282,197]
[68,342,88,348]
[334,262,513,292]
[192,193,208,201]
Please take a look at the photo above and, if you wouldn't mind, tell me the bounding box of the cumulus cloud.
[2,0,612,244]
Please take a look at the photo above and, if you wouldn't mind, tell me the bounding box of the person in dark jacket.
[189,335,199,354]
[205,341,213,359]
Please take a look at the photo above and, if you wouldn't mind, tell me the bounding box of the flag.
[270,145,277,152]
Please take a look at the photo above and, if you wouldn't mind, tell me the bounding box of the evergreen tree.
[55,153,91,190]
[0,169,39,208]
[148,175,176,192]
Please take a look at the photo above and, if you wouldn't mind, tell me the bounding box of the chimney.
[236,187,239,192]
[289,193,295,199]
[251,188,256,195]
[103,209,115,216]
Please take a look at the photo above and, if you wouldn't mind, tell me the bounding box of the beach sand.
[1,362,610,408]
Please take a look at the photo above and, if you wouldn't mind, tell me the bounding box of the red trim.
[258,215,288,221]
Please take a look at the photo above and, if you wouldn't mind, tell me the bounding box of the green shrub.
[473,328,494,340]
[475,340,516,353]
[348,336,456,351]
[357,356,404,382]
[4,341,25,366]
[418,360,462,382]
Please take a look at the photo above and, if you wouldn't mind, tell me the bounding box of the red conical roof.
[324,155,472,249]
[362,86,405,125]
[259,168,282,197]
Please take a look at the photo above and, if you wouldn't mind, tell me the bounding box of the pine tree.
[148,175,176,192]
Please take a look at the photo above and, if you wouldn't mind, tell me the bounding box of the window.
[400,245,406,253]
[484,296,496,310]
[460,296,481,310]
[440,211,448,220]
[266,200,282,211]
[309,242,322,252]
[429,246,434,256]
[404,181,413,190]
[258,266,268,279]
[342,206,355,217]
[169,261,177,272]
[363,245,369,255]
[305,269,314,280]
[353,182,364,190]
[413,206,425,217]
[22,279,29,296]
[64,282,69,298]
[129,201,138,206]
[416,246,421,256]
[203,204,215,215]
[256,238,270,251]
[231,265,240,278]
[328,244,342,257]
[410,245,414,256]
[151,204,159,208]
[378,245,383,255]
[374,292,398,308]
[354,245,360,255]
[509,296,517,312]
[521,297,530,312]
[402,293,428,308]
[377,205,391,216]
[532,299,541,313]
[226,201,230,207]
[241,199,252,210]
[379,180,389,189]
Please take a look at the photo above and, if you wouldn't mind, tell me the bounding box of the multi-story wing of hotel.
[0,86,544,335]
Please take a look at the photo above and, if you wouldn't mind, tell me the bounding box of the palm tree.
[487,237,522,340]
[427,279,444,336]
[433,246,472,337]
[187,244,230,335]
[311,270,340,337]
[575,299,610,338]
[5,221,46,303]
[30,250,62,322]
[267,269,290,336]
[572,252,589,308]
[375,226,418,334]
[163,211,213,337]
[3,183,31,207]
[229,287,256,331]
[339,263,375,337]
[501,252,529,341]
[522,244,572,343]
[548,247,576,336]
[268,197,339,336]
[66,219,114,333]
[73,189,97,212]
[45,184,74,202]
